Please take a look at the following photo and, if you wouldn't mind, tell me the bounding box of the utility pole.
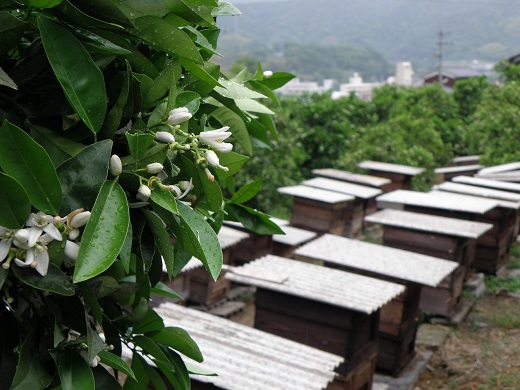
[437,31,449,84]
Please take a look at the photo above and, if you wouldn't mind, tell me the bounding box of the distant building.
[395,62,414,86]
[331,73,382,101]
[422,67,482,89]
[277,78,334,96]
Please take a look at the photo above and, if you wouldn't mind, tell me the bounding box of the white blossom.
[146,163,164,174]
[137,184,152,201]
[70,211,91,229]
[167,107,192,125]
[26,212,62,241]
[155,131,175,144]
[205,150,229,172]
[263,70,273,78]
[64,240,80,261]
[199,127,233,153]
[110,155,122,176]
[0,227,16,263]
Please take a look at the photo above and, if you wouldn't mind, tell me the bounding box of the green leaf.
[225,203,285,235]
[87,325,107,364]
[257,71,296,90]
[149,327,203,363]
[231,178,263,204]
[177,201,222,281]
[123,353,149,390]
[142,210,175,278]
[98,351,136,381]
[212,2,241,16]
[121,144,168,170]
[58,350,95,390]
[0,11,28,52]
[133,16,203,63]
[74,27,131,54]
[68,0,132,26]
[74,180,129,282]
[133,336,170,366]
[38,16,107,133]
[30,0,63,8]
[150,186,179,215]
[30,124,84,166]
[175,91,201,114]
[11,331,54,390]
[57,139,112,215]
[214,152,249,180]
[211,106,252,154]
[179,57,220,87]
[0,121,62,215]
[92,365,124,390]
[150,282,183,300]
[156,349,190,390]
[215,79,266,100]
[197,164,223,212]
[0,267,7,290]
[125,133,155,161]
[133,308,164,334]
[0,66,17,90]
[145,60,182,104]
[13,261,75,296]
[235,98,274,115]
[99,68,131,140]
[120,223,133,273]
[148,102,168,128]
[0,172,31,228]
[79,283,103,324]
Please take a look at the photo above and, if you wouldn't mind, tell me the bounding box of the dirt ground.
[414,294,520,389]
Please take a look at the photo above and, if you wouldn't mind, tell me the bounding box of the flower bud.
[205,150,220,168]
[205,150,229,172]
[146,162,164,174]
[109,155,122,176]
[179,180,193,191]
[263,70,273,78]
[70,211,91,228]
[137,184,152,201]
[155,131,175,144]
[64,240,80,261]
[68,228,80,240]
[199,127,233,153]
[167,107,192,125]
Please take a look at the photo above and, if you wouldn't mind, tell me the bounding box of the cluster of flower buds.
[0,209,91,277]
[112,106,237,202]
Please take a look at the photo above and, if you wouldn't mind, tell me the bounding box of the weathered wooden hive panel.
[226,255,404,383]
[303,177,383,237]
[272,224,317,258]
[434,164,482,181]
[278,185,355,235]
[358,161,425,191]
[155,303,343,390]
[450,155,480,166]
[187,226,250,305]
[430,188,519,274]
[294,234,458,374]
[223,221,273,266]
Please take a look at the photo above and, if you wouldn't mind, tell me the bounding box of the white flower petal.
[28,227,43,247]
[43,224,62,241]
[14,258,29,268]
[0,239,12,261]
[64,241,80,261]
[35,250,49,276]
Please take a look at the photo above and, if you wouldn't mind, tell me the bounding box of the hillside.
[217,0,520,79]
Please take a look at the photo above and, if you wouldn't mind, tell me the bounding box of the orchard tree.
[0,1,289,388]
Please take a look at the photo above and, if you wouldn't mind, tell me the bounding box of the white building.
[331,73,382,101]
[395,62,414,86]
[278,78,334,96]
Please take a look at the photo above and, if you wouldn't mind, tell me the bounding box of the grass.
[484,275,520,295]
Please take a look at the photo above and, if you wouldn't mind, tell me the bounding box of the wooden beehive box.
[303,177,383,238]
[272,224,317,258]
[376,190,507,274]
[278,185,355,235]
[434,164,483,182]
[294,234,457,375]
[450,155,481,166]
[365,209,492,281]
[358,161,425,191]
[431,186,520,274]
[188,226,250,305]
[223,221,273,266]
[153,303,344,390]
[226,255,404,384]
